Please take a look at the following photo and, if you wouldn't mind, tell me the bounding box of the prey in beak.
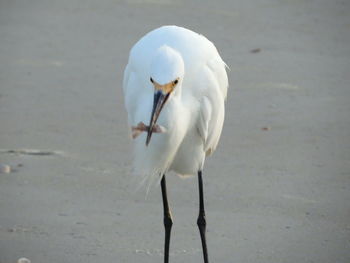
[131,121,166,140]
[145,77,179,146]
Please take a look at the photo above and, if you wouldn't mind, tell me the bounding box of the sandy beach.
[1,0,349,262]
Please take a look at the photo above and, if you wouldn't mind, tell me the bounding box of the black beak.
[146,91,170,146]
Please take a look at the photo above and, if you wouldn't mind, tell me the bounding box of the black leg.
[161,175,173,263]
[197,170,209,263]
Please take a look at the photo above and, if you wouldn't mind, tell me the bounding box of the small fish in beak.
[131,121,167,139]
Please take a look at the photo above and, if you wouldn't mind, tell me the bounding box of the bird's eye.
[173,79,178,85]
[150,77,154,83]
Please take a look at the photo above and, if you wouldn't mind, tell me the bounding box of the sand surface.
[1,0,349,262]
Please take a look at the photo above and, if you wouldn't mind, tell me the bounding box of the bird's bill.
[146,90,170,146]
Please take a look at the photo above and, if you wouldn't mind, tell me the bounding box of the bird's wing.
[122,63,131,99]
[196,57,228,156]
[123,62,153,129]
[207,57,228,101]
[122,63,135,125]
[123,63,143,126]
[197,96,212,149]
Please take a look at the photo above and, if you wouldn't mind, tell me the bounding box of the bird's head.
[146,45,184,146]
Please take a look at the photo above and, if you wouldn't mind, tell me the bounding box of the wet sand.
[1,0,349,262]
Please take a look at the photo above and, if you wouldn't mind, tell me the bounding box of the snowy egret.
[123,25,228,263]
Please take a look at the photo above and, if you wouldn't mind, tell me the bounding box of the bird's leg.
[197,170,209,263]
[161,175,173,263]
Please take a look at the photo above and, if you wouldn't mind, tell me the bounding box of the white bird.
[123,25,228,263]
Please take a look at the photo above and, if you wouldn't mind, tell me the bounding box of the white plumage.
[123,25,228,184]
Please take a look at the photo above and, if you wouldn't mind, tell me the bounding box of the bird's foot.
[131,122,166,139]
